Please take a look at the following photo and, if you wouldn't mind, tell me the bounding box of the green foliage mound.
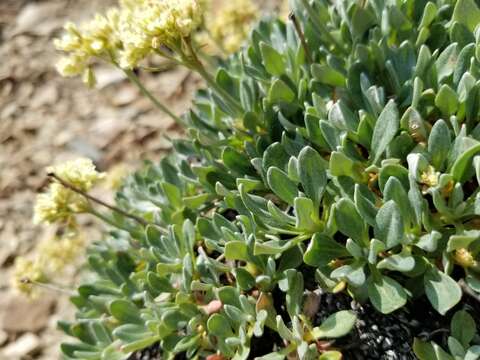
[60,0,480,358]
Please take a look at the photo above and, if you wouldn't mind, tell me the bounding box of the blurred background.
[0,0,281,358]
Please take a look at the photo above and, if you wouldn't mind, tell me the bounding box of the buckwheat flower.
[420,165,439,187]
[12,257,45,298]
[38,232,85,272]
[454,248,477,268]
[104,164,129,190]
[33,183,83,225]
[54,8,122,82]
[207,0,258,54]
[47,158,105,192]
[34,158,104,225]
[117,0,205,69]
[56,55,86,77]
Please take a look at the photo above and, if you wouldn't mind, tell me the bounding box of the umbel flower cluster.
[54,0,204,76]
[27,0,480,359]
[13,158,104,297]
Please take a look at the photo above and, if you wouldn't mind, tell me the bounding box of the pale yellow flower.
[454,248,477,268]
[12,257,45,298]
[420,166,439,187]
[54,8,122,82]
[47,158,105,192]
[104,164,130,190]
[34,158,104,225]
[206,0,258,54]
[33,183,85,225]
[118,0,205,69]
[38,232,85,273]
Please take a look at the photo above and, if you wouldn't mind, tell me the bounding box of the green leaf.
[451,143,480,182]
[109,300,142,325]
[298,146,327,209]
[451,310,476,347]
[436,43,459,82]
[453,0,480,32]
[413,339,454,360]
[428,120,451,170]
[419,2,438,28]
[294,197,321,232]
[465,346,480,360]
[234,268,255,291]
[447,230,480,252]
[268,79,295,103]
[374,201,404,249]
[367,275,407,314]
[377,251,415,272]
[319,351,343,360]
[371,100,399,164]
[312,64,346,87]
[416,231,441,252]
[311,310,357,339]
[225,241,249,262]
[260,42,286,76]
[435,84,459,117]
[354,184,378,227]
[330,262,366,287]
[335,198,365,244]
[383,177,412,226]
[329,151,363,181]
[424,267,462,315]
[267,167,298,205]
[304,233,349,267]
[207,314,234,338]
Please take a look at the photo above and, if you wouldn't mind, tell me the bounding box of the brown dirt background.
[0,0,281,358]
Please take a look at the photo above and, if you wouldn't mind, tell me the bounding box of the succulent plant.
[40,0,480,358]
[414,310,480,360]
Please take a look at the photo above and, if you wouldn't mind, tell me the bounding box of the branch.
[459,279,480,304]
[48,172,151,228]
[289,12,313,64]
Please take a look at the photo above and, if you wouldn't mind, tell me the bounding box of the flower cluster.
[12,258,45,298]
[206,0,258,54]
[12,231,85,298]
[54,9,121,84]
[54,0,206,79]
[34,158,104,225]
[118,0,205,69]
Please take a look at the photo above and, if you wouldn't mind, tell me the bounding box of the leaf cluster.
[61,0,480,358]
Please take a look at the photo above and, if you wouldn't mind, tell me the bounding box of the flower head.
[118,0,206,69]
[34,158,104,225]
[33,183,85,224]
[54,8,122,82]
[206,0,258,54]
[47,158,105,191]
[38,232,85,272]
[12,257,45,298]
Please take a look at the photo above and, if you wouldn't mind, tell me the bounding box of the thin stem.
[183,38,244,115]
[459,279,480,304]
[22,278,75,296]
[123,69,185,126]
[289,12,313,63]
[48,173,151,228]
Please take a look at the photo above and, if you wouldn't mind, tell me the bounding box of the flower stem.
[289,12,313,63]
[22,278,75,296]
[123,69,185,126]
[183,38,243,115]
[48,172,151,228]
